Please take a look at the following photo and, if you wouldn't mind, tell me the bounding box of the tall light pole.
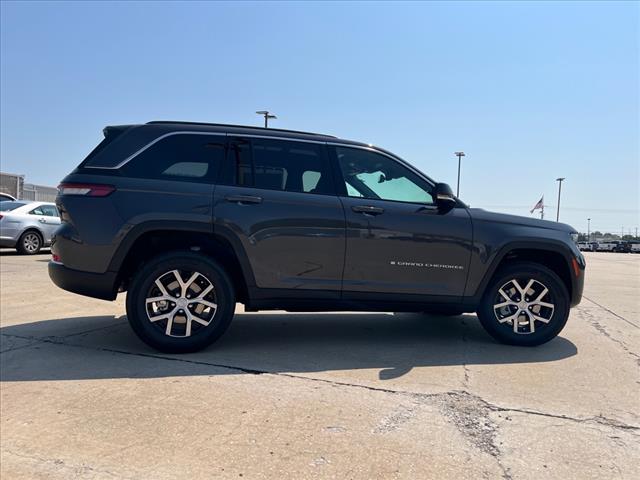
[587,218,591,242]
[454,152,465,197]
[256,110,277,128]
[555,177,565,222]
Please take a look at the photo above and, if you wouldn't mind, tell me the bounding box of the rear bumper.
[48,261,118,301]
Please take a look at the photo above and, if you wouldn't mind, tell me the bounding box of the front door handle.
[351,205,384,215]
[225,195,263,205]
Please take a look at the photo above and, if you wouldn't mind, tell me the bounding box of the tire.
[126,251,236,353]
[16,230,43,255]
[476,262,569,346]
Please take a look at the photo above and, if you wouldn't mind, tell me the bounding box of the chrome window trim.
[84,130,434,188]
[86,131,228,170]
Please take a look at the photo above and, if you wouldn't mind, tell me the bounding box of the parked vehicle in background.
[0,201,60,254]
[577,242,594,252]
[631,243,640,253]
[0,192,16,202]
[613,241,631,253]
[596,242,616,252]
[49,120,585,352]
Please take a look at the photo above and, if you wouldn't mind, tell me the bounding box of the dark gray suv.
[49,121,585,352]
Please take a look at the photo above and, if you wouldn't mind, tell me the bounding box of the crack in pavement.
[3,330,639,435]
[2,289,639,480]
[578,308,640,367]
[582,295,639,330]
[2,448,137,480]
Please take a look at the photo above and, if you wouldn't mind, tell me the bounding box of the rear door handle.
[38,218,47,223]
[351,205,384,215]
[225,195,263,205]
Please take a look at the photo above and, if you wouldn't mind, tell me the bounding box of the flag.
[530,196,544,213]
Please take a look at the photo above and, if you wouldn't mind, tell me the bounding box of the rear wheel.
[477,262,569,346]
[126,252,235,353]
[17,230,42,255]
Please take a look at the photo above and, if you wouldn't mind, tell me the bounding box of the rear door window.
[29,206,45,215]
[40,205,59,217]
[224,138,334,195]
[121,133,226,183]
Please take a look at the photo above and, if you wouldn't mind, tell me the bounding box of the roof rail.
[146,120,337,138]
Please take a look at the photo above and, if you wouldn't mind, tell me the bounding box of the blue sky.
[1,1,638,234]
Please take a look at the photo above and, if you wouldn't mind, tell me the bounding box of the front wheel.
[477,262,570,346]
[126,252,236,353]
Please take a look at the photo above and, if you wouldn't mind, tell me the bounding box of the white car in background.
[631,243,640,253]
[596,242,616,252]
[577,242,594,251]
[0,201,60,254]
[0,192,16,202]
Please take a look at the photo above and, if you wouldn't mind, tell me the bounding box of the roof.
[146,120,339,140]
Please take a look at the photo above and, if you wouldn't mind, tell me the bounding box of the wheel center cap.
[176,298,188,308]
[518,301,527,309]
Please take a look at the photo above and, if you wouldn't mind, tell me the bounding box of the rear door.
[214,136,345,294]
[26,204,58,242]
[331,145,472,298]
[38,205,61,242]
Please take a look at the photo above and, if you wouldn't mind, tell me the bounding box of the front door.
[214,137,345,294]
[332,145,472,298]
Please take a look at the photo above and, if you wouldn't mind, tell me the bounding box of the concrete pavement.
[1,251,638,479]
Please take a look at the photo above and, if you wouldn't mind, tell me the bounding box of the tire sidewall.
[126,252,235,353]
[477,262,570,346]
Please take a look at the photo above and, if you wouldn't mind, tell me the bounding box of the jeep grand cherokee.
[49,121,585,352]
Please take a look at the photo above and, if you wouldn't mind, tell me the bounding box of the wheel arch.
[111,223,254,303]
[19,227,45,243]
[472,242,574,304]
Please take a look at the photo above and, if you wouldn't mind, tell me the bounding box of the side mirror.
[434,183,456,213]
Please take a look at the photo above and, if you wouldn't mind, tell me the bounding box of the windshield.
[0,201,27,211]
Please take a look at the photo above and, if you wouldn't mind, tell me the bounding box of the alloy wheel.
[492,278,555,334]
[145,269,218,338]
[23,233,41,253]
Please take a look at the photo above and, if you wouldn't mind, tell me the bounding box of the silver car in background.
[0,201,61,254]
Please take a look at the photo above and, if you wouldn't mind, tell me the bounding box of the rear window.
[81,126,129,166]
[0,201,26,211]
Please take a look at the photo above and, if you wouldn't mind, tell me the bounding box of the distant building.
[0,171,24,198]
[0,172,57,202]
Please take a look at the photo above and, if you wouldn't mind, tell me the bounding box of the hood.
[468,208,576,233]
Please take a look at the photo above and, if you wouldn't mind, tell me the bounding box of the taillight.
[58,183,115,197]
[52,253,61,263]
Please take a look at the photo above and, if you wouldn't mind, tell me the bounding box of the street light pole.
[256,110,277,128]
[587,218,591,242]
[555,177,565,222]
[454,152,465,197]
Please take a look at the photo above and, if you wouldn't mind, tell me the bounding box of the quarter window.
[335,147,433,204]
[122,134,226,182]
